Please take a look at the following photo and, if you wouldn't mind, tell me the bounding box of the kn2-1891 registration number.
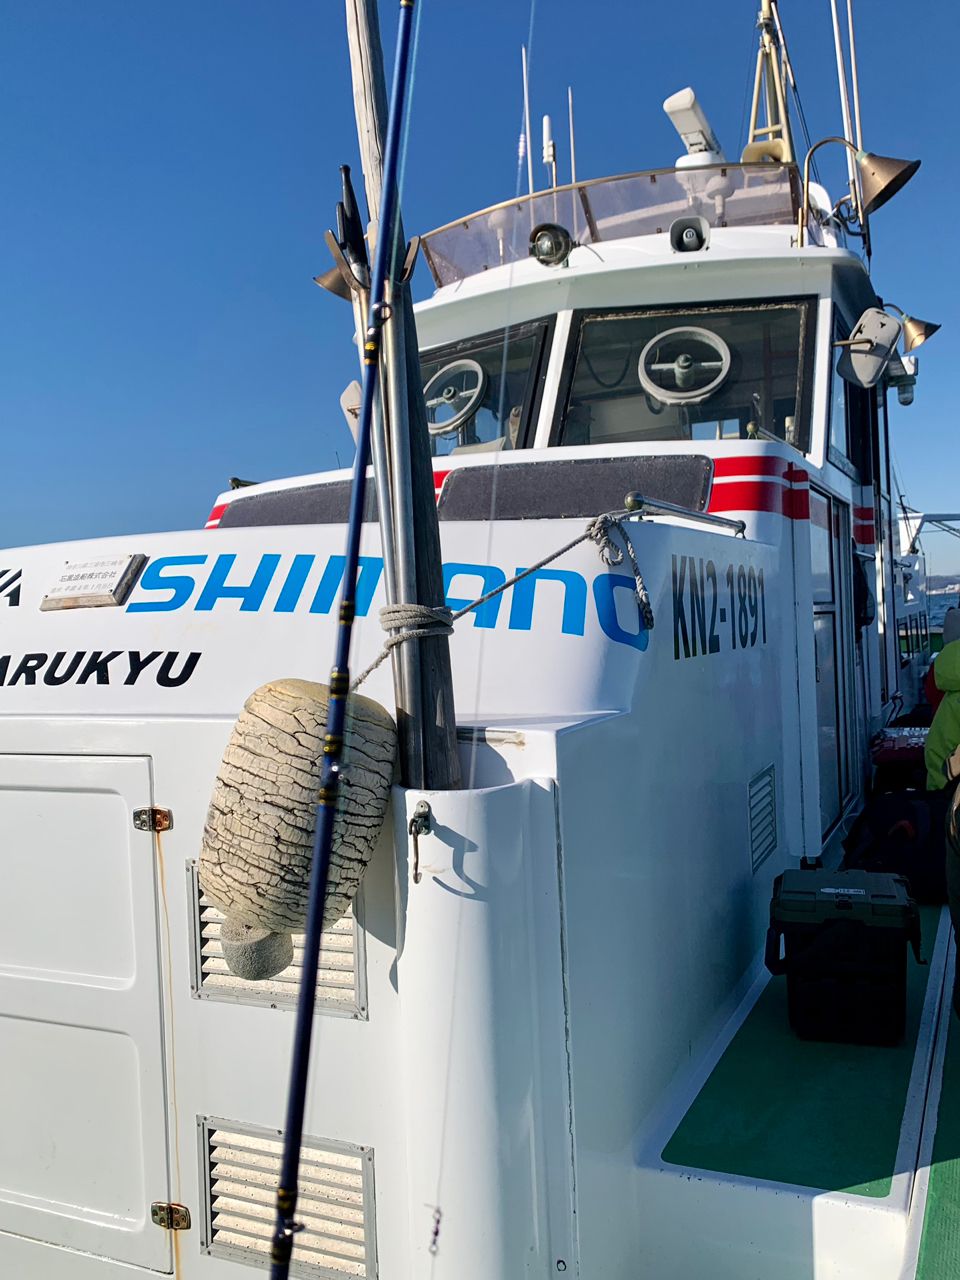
[672,554,767,661]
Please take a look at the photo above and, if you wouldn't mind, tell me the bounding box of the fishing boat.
[0,2,954,1277]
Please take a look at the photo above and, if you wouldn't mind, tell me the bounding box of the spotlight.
[882,302,941,353]
[798,137,920,246]
[529,223,574,268]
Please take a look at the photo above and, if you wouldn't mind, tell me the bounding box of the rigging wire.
[422,2,540,1264]
[770,1,820,182]
[462,0,539,798]
[268,3,419,1275]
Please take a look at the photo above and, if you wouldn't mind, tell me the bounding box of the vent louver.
[188,863,366,1018]
[748,765,777,873]
[200,1119,377,1278]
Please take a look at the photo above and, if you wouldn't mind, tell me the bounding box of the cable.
[582,344,633,390]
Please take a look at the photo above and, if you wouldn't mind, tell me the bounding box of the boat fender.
[199,679,397,971]
[219,917,294,982]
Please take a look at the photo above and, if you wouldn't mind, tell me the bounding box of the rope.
[351,603,455,688]
[592,512,656,630]
[352,509,654,688]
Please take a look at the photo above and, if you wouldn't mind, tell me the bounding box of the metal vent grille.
[187,863,366,1018]
[748,765,777,873]
[200,1119,377,1279]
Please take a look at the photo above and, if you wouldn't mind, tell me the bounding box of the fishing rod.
[269,1,418,1274]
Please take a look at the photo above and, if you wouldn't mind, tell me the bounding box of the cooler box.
[764,869,923,1045]
[871,726,929,791]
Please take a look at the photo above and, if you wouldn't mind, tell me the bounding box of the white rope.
[351,508,653,689]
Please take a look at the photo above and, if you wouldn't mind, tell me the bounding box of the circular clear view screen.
[638,326,731,404]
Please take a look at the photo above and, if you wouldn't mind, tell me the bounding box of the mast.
[744,0,794,163]
[344,0,461,790]
[829,0,862,213]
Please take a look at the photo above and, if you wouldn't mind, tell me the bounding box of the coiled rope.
[352,509,654,689]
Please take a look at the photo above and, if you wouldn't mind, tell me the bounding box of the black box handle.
[765,924,787,976]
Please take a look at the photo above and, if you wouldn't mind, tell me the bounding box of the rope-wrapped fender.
[199,679,396,977]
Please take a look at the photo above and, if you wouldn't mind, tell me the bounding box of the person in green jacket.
[926,641,960,790]
[929,641,960,1015]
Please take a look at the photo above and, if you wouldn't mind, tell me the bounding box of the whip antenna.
[269,2,419,1274]
[521,45,535,197]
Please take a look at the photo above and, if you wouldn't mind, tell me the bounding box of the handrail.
[422,161,800,241]
[625,491,747,537]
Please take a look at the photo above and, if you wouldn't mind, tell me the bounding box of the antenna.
[828,0,860,213]
[663,88,726,168]
[542,113,557,189]
[846,0,864,150]
[568,86,579,237]
[568,87,577,184]
[521,46,534,197]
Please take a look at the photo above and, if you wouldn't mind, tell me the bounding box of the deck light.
[529,222,574,268]
[798,137,920,246]
[882,302,941,352]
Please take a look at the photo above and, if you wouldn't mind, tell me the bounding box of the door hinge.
[151,1201,191,1231]
[134,808,174,833]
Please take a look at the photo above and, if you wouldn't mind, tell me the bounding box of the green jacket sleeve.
[926,692,960,790]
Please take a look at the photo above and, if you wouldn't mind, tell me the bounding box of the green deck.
[916,1000,960,1278]
[662,907,939,1197]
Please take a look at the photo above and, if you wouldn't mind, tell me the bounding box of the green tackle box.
[764,868,923,1045]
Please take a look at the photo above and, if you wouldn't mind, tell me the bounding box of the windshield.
[421,165,800,287]
[418,321,550,458]
[555,299,816,452]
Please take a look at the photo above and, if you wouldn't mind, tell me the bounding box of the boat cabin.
[211,157,924,848]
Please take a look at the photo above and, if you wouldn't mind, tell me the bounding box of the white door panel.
[0,755,171,1272]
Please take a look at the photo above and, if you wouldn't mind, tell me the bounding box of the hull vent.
[200,1119,377,1278]
[749,765,778,873]
[188,863,366,1018]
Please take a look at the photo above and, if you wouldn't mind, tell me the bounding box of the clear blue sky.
[2,2,957,566]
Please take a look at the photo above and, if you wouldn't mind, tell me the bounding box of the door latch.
[408,800,431,884]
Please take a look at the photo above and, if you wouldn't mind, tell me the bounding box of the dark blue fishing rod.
[269,2,417,1274]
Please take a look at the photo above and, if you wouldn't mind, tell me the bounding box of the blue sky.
[2,1,957,567]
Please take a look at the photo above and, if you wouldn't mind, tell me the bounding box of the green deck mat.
[661,907,939,1197]
[916,1002,960,1278]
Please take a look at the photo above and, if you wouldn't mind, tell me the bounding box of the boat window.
[418,320,551,458]
[554,299,816,453]
[829,317,850,458]
[828,310,873,477]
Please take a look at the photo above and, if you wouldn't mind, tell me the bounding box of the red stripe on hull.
[708,479,809,520]
[713,456,807,482]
